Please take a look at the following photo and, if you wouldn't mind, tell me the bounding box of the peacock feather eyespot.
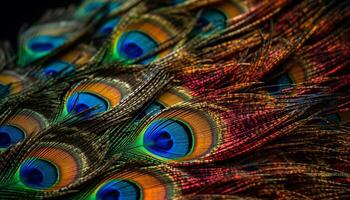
[105,14,178,64]
[97,17,121,36]
[18,21,81,66]
[0,83,10,98]
[43,61,76,78]
[0,109,48,151]
[0,71,27,98]
[89,170,174,200]
[136,89,195,156]
[28,36,66,53]
[192,0,247,35]
[16,144,86,191]
[143,118,194,159]
[95,180,141,200]
[39,44,96,79]
[138,102,166,119]
[66,92,109,117]
[136,107,219,161]
[117,31,158,64]
[19,158,59,190]
[0,125,25,150]
[138,87,192,118]
[267,74,294,95]
[195,9,227,34]
[63,79,131,118]
[267,59,307,95]
[20,35,67,66]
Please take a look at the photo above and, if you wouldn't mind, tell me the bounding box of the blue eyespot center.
[20,159,58,189]
[43,61,76,78]
[98,18,120,36]
[198,17,210,28]
[100,27,114,36]
[202,9,227,29]
[0,125,25,149]
[28,36,66,53]
[123,43,143,58]
[97,180,140,200]
[74,103,91,113]
[268,74,294,94]
[152,131,173,151]
[24,168,44,184]
[0,83,10,98]
[66,92,108,117]
[117,31,158,64]
[30,43,54,52]
[102,189,120,200]
[193,9,227,35]
[144,119,192,159]
[0,132,11,147]
[138,102,166,119]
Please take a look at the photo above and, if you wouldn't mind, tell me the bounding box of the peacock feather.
[0,0,349,199]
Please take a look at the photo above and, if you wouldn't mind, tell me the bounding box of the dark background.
[0,0,80,48]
